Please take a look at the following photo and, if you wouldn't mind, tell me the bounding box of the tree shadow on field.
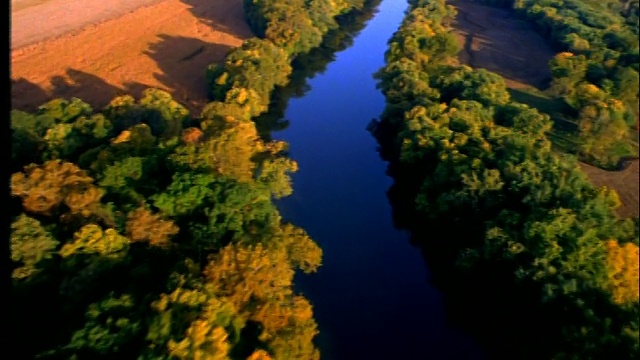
[11,78,49,112]
[180,0,254,39]
[451,0,555,90]
[144,34,234,114]
[11,70,156,113]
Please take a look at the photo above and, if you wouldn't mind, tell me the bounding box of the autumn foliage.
[374,0,639,358]
[9,0,376,358]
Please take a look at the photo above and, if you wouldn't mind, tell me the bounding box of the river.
[269,0,485,358]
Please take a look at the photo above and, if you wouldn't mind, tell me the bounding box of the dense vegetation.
[488,0,639,168]
[252,0,384,140]
[205,0,366,115]
[373,0,639,358]
[11,92,321,359]
[9,0,373,358]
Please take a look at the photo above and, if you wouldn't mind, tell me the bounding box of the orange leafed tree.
[126,207,180,248]
[204,243,320,359]
[603,239,640,306]
[11,160,103,216]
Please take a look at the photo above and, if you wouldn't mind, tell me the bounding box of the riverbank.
[271,0,486,358]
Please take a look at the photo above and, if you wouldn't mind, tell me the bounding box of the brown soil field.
[11,0,253,115]
[449,0,555,90]
[579,160,640,218]
[12,0,168,48]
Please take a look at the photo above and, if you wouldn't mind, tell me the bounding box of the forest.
[372,0,639,358]
[9,0,639,358]
[9,0,373,358]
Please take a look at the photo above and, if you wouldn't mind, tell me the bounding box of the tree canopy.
[374,0,639,358]
[9,0,374,357]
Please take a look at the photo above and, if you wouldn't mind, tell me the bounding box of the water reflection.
[266,0,486,358]
[254,1,382,140]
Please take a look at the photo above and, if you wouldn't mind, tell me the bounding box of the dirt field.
[578,160,639,218]
[12,0,166,49]
[11,0,253,115]
[449,0,555,90]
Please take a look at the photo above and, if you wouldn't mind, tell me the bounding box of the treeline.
[490,0,639,168]
[11,90,319,360]
[243,0,365,57]
[205,0,366,117]
[9,0,374,359]
[252,0,384,140]
[373,0,639,358]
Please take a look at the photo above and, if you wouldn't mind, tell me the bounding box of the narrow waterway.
[272,0,485,358]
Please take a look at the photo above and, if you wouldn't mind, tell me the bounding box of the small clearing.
[579,160,639,219]
[449,0,555,90]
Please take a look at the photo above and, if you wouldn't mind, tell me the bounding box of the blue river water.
[273,0,487,359]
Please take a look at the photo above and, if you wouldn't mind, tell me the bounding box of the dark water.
[272,0,485,359]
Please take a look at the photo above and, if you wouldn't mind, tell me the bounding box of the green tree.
[59,224,130,258]
[11,214,59,280]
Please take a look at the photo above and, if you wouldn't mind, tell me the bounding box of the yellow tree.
[204,242,321,359]
[167,322,231,360]
[11,160,103,217]
[578,99,629,166]
[170,120,263,183]
[59,224,129,258]
[125,207,180,248]
[271,224,322,274]
[602,239,640,306]
[247,350,273,360]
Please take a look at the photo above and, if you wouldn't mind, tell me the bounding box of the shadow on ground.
[450,0,555,90]
[11,70,150,112]
[144,34,233,114]
[181,0,254,39]
[11,34,233,115]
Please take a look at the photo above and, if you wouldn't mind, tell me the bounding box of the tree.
[56,294,142,357]
[203,243,320,359]
[126,207,180,248]
[37,97,93,123]
[602,239,640,306]
[11,110,55,167]
[11,160,104,217]
[151,172,219,218]
[577,99,630,167]
[207,38,292,108]
[103,89,188,139]
[170,121,263,183]
[11,214,59,280]
[59,224,129,258]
